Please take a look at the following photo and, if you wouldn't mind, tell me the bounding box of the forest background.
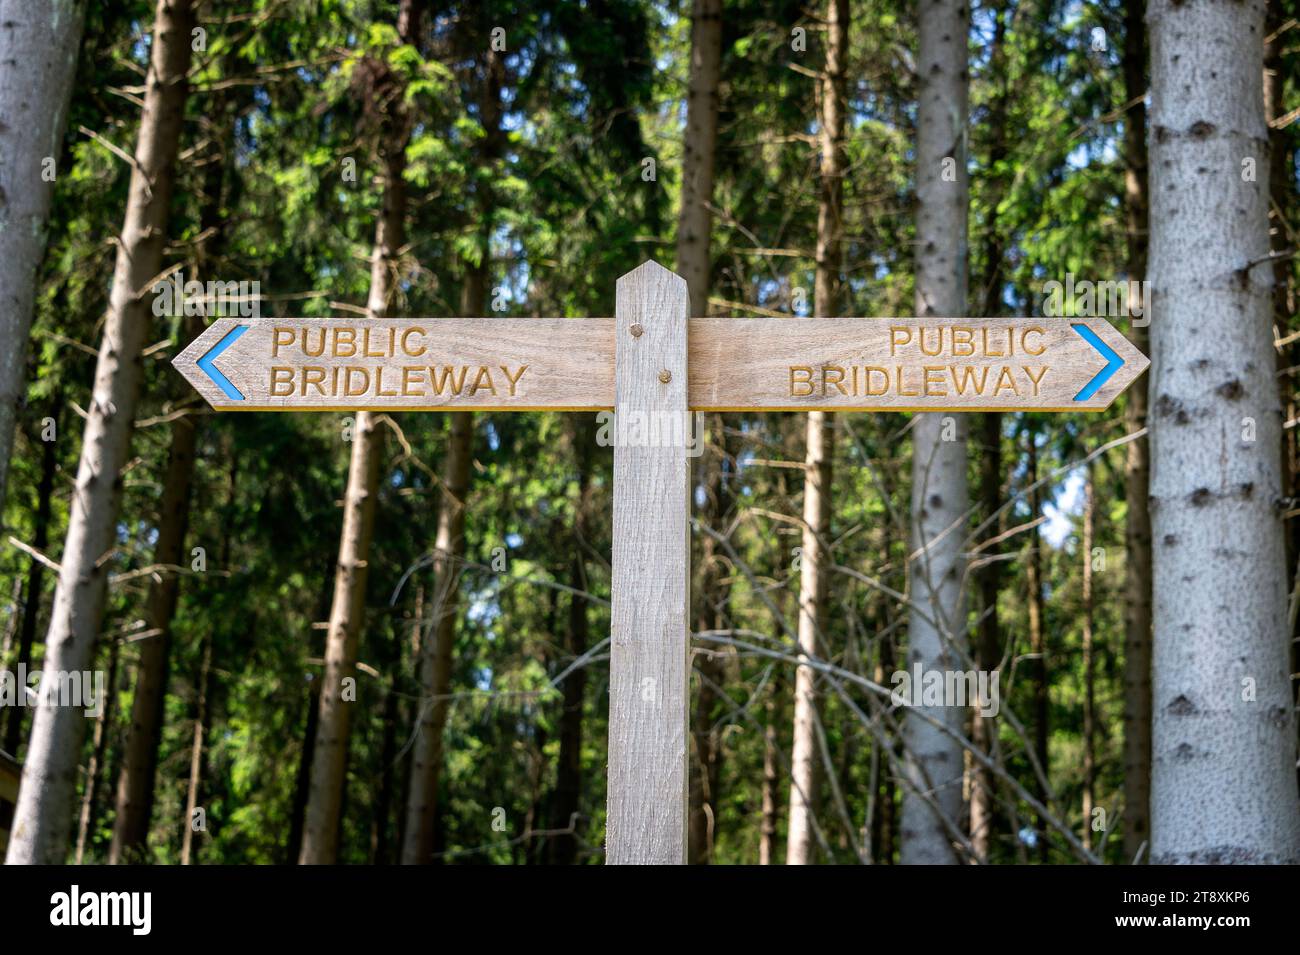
[1,0,1297,866]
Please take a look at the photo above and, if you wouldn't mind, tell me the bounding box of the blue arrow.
[1071,323,1123,401]
[197,324,250,400]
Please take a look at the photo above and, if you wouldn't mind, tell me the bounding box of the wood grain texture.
[688,316,1148,411]
[606,261,690,865]
[175,313,1147,413]
[172,316,615,412]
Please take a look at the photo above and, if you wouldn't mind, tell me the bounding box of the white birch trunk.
[785,411,834,863]
[785,0,848,866]
[0,0,86,513]
[5,0,195,866]
[1147,0,1300,863]
[900,0,970,866]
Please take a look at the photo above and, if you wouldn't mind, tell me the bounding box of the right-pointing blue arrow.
[197,324,250,400]
[1071,323,1123,401]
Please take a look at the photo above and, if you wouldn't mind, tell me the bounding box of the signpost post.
[174,259,1148,865]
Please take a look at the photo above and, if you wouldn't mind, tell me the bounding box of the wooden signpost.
[174,260,1148,865]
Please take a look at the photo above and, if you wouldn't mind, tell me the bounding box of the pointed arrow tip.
[196,324,250,401]
[1072,323,1125,401]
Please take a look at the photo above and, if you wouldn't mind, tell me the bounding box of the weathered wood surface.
[605,261,690,864]
[172,317,614,412]
[689,316,1146,411]
[175,313,1147,413]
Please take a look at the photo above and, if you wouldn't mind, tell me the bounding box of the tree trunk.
[298,0,427,864]
[971,412,1001,860]
[106,377,199,864]
[73,634,118,865]
[528,583,558,861]
[900,0,970,866]
[179,631,211,866]
[5,0,195,866]
[386,586,422,861]
[689,416,730,864]
[0,578,18,675]
[1121,0,1154,864]
[370,680,400,865]
[760,536,792,866]
[674,0,725,865]
[109,78,235,862]
[369,586,412,865]
[400,30,498,866]
[759,676,782,864]
[0,0,86,515]
[400,410,473,864]
[298,410,383,864]
[1147,0,1300,863]
[874,625,897,864]
[786,410,834,867]
[285,670,320,865]
[675,0,722,321]
[3,398,59,757]
[1025,433,1050,860]
[970,0,1011,863]
[1082,467,1096,851]
[546,415,595,865]
[1264,0,1300,798]
[784,0,848,867]
[180,448,238,866]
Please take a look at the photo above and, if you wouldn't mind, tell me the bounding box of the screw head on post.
[659,369,672,384]
[630,323,644,338]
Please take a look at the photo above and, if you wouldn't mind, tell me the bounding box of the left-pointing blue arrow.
[1071,323,1123,401]
[197,325,250,400]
